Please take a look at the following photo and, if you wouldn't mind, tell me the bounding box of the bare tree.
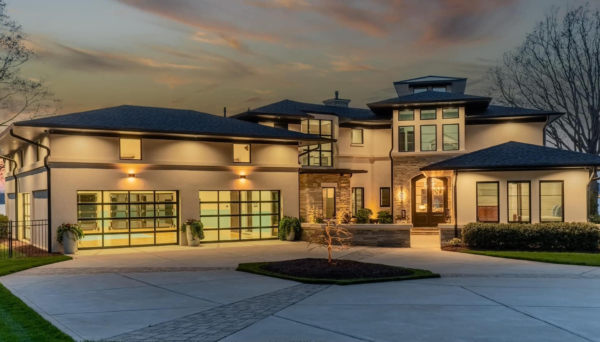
[487,4,600,215]
[307,219,353,264]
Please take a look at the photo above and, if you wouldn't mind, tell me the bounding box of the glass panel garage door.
[77,190,178,248]
[199,190,280,242]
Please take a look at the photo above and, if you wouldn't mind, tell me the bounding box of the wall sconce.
[239,175,247,179]
[128,173,136,178]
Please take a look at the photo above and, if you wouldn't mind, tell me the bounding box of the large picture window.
[398,126,414,152]
[476,182,499,222]
[77,190,178,248]
[443,124,459,151]
[540,181,564,222]
[199,190,280,241]
[352,188,364,216]
[421,125,437,151]
[508,181,530,223]
[300,119,333,166]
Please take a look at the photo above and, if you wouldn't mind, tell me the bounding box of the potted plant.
[56,223,84,254]
[278,216,301,241]
[182,219,204,246]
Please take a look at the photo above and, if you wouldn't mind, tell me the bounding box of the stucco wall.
[465,122,545,151]
[456,169,589,224]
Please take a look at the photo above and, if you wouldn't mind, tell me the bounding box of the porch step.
[410,228,440,236]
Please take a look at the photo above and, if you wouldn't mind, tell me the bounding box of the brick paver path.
[107,283,329,342]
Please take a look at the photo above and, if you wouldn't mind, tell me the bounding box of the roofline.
[420,165,597,172]
[367,97,492,107]
[299,168,367,175]
[229,112,313,120]
[393,76,467,85]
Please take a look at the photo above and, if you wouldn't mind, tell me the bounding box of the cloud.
[254,89,274,95]
[329,55,375,72]
[286,62,314,71]
[154,75,193,89]
[244,97,263,103]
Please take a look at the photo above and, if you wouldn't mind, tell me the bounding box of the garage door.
[77,190,178,248]
[199,190,280,242]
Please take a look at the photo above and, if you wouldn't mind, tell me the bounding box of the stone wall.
[301,223,411,247]
[299,173,351,221]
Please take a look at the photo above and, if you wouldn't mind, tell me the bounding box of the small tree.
[308,219,353,264]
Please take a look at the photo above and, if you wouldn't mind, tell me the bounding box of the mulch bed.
[1,239,59,257]
[259,258,413,280]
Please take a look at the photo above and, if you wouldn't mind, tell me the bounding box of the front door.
[412,175,448,227]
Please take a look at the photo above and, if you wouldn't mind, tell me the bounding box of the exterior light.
[239,175,247,179]
[128,173,136,178]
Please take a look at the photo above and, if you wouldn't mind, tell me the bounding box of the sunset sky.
[9,0,589,116]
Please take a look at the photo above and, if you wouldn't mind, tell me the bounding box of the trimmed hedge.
[462,222,600,251]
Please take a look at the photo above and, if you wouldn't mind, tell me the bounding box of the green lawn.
[461,250,600,267]
[0,256,74,342]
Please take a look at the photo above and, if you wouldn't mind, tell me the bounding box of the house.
[2,75,600,251]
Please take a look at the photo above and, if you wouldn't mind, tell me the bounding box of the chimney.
[224,107,227,117]
[323,90,350,108]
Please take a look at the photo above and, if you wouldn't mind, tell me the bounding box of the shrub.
[355,208,373,224]
[590,214,600,224]
[182,219,204,240]
[462,222,600,251]
[339,211,352,224]
[0,214,8,222]
[56,223,84,244]
[377,211,393,224]
[278,216,302,241]
[446,238,464,247]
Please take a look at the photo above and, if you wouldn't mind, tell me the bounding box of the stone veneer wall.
[301,223,411,247]
[393,155,454,223]
[299,173,351,221]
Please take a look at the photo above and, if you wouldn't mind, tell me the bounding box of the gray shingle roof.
[421,142,600,171]
[233,99,380,121]
[368,91,491,106]
[14,105,328,142]
[393,76,467,84]
[468,104,562,119]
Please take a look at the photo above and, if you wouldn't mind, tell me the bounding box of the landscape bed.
[237,258,439,285]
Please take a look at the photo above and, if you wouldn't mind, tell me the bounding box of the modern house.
[3,75,600,251]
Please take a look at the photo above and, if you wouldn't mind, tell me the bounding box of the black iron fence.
[0,220,49,259]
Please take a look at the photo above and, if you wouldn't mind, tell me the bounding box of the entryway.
[412,175,448,227]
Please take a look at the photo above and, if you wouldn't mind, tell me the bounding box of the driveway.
[2,241,600,342]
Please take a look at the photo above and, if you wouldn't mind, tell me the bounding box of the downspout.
[389,129,394,220]
[10,129,52,252]
[454,170,458,238]
[1,155,18,238]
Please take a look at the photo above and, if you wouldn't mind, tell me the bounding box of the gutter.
[1,155,18,238]
[10,129,53,253]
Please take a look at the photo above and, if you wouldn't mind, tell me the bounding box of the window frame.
[233,143,252,163]
[413,87,428,93]
[420,109,437,120]
[539,180,564,223]
[507,181,532,223]
[442,124,459,151]
[442,108,459,119]
[351,128,364,145]
[420,125,437,152]
[432,86,447,93]
[300,119,333,167]
[398,126,415,152]
[380,187,391,207]
[398,109,414,121]
[119,138,142,161]
[476,181,499,223]
[351,187,364,217]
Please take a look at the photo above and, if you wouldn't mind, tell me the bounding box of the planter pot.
[286,230,296,241]
[186,226,200,247]
[62,232,78,254]
[179,230,188,246]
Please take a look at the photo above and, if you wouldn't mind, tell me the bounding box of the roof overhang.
[299,168,368,175]
[229,112,312,123]
[367,98,491,116]
[420,165,595,172]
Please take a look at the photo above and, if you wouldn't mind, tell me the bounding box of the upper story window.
[398,126,415,152]
[442,108,459,119]
[398,109,414,121]
[233,143,251,163]
[300,119,333,167]
[351,129,363,145]
[421,125,437,151]
[443,124,459,151]
[432,86,447,92]
[420,109,436,120]
[413,87,428,93]
[120,138,142,160]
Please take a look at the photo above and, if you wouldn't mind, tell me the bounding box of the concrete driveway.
[2,241,600,342]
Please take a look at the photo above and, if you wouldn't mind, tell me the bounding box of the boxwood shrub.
[462,222,600,251]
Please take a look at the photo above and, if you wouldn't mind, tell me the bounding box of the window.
[120,138,141,160]
[477,182,499,222]
[398,110,414,121]
[199,190,280,241]
[398,126,415,152]
[540,181,564,222]
[300,119,333,166]
[442,108,459,119]
[508,181,530,223]
[233,144,251,163]
[322,188,336,218]
[421,125,437,151]
[443,124,459,151]
[380,187,390,207]
[420,109,436,120]
[413,87,428,93]
[22,193,31,240]
[432,86,447,92]
[352,188,364,216]
[351,129,364,145]
[77,190,178,248]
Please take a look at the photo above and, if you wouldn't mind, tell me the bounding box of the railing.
[0,220,49,259]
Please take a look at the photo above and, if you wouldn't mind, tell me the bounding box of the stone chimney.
[323,91,350,108]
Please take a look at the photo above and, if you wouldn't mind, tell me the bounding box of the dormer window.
[432,86,447,92]
[413,87,428,93]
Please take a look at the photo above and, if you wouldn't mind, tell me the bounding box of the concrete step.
[411,228,440,236]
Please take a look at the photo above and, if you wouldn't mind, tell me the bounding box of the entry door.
[322,188,336,219]
[412,176,448,227]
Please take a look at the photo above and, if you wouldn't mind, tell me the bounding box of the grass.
[460,249,600,267]
[0,255,74,342]
[237,261,439,285]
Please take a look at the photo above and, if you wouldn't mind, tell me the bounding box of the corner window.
[351,129,364,145]
[413,87,428,93]
[540,181,564,222]
[398,126,415,152]
[443,124,459,151]
[120,138,141,160]
[300,119,333,167]
[420,109,436,120]
[233,143,251,163]
[398,109,414,121]
[442,108,459,119]
[420,125,437,151]
[508,181,530,223]
[380,187,390,207]
[476,182,499,222]
[352,188,364,216]
[432,86,447,92]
